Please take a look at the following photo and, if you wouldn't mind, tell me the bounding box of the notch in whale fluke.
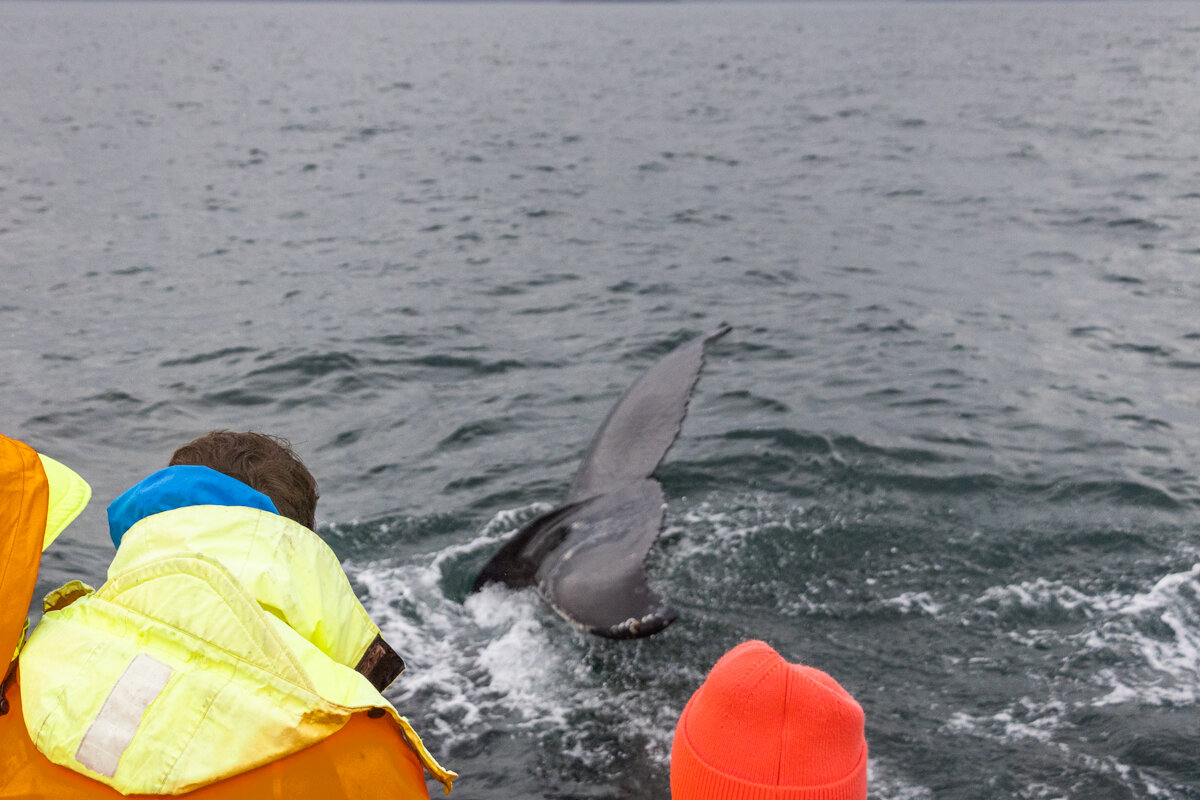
[472,325,731,639]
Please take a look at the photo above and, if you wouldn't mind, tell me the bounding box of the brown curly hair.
[168,430,319,529]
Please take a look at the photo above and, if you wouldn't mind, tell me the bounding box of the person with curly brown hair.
[3,430,455,799]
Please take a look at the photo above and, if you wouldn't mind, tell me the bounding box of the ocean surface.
[3,1,1199,797]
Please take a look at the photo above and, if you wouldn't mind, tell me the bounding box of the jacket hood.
[107,465,278,548]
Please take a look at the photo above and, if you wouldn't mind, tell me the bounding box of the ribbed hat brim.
[670,694,868,800]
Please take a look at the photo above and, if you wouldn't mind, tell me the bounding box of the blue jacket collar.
[108,465,278,548]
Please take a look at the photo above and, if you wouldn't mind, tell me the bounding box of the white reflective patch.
[75,654,173,778]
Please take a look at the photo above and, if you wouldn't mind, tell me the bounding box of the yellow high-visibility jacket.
[5,464,454,797]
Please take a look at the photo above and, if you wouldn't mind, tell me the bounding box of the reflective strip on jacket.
[14,502,455,796]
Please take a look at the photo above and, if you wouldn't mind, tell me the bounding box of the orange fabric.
[0,435,49,665]
[0,667,432,799]
[670,640,867,800]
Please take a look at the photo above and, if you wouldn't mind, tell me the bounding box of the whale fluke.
[472,326,730,639]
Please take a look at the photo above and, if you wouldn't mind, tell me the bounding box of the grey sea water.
[3,1,1200,798]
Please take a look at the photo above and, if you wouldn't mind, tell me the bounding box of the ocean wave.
[159,346,257,368]
[1044,478,1182,509]
[971,565,1200,710]
[339,497,1200,799]
[697,429,1196,509]
[402,354,532,375]
[346,508,683,796]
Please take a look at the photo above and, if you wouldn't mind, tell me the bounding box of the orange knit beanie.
[670,640,868,800]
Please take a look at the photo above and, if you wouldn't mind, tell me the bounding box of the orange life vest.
[0,435,47,667]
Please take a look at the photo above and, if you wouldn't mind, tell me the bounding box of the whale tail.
[472,326,730,639]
